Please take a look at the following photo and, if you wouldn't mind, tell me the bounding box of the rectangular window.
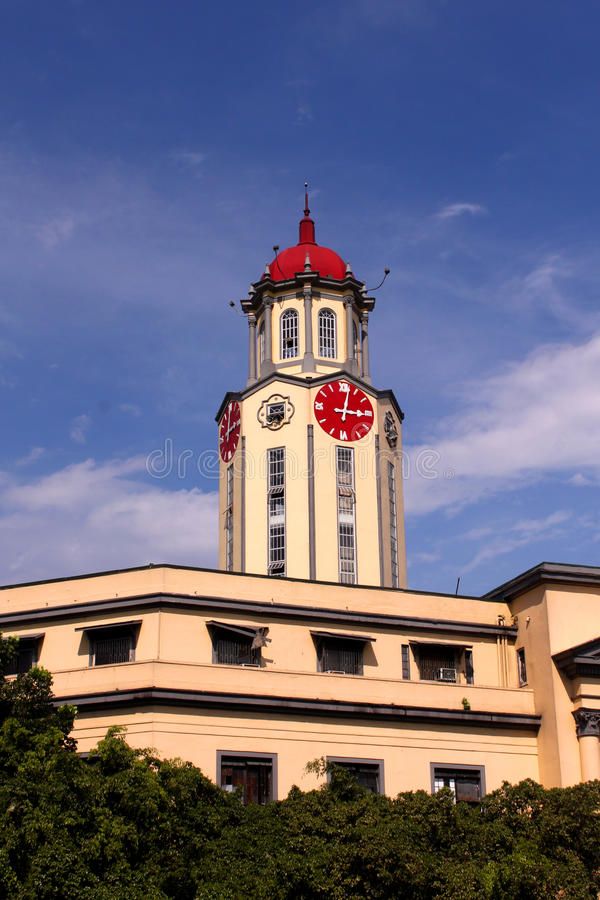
[465,648,474,685]
[225,464,234,572]
[5,637,41,675]
[318,309,337,358]
[267,448,285,576]
[90,628,135,666]
[219,753,275,805]
[209,623,261,667]
[316,638,363,675]
[517,647,528,686]
[336,447,356,585]
[388,461,399,588]
[432,766,484,803]
[327,758,384,794]
[401,643,411,679]
[416,644,458,682]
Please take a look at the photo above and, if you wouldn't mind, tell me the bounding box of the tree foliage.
[0,641,598,898]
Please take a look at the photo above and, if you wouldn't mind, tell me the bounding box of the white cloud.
[15,447,45,467]
[0,457,218,583]
[461,511,571,573]
[170,150,206,169]
[406,332,600,515]
[36,215,77,249]
[70,414,92,445]
[434,203,487,220]
[119,402,142,417]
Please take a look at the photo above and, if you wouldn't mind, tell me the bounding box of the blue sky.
[1,0,600,595]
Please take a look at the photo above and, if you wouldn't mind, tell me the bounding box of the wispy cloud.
[70,414,92,445]
[0,457,218,582]
[170,149,206,170]
[15,447,45,467]
[36,214,77,249]
[434,202,487,220]
[462,511,571,573]
[406,331,600,515]
[119,402,142,418]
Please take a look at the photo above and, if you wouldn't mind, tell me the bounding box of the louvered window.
[267,448,285,576]
[388,461,399,588]
[225,464,234,572]
[336,447,356,584]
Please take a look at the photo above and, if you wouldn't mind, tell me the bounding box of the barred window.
[267,448,285,576]
[318,308,337,358]
[258,321,265,363]
[90,628,135,666]
[225,464,234,572]
[388,462,399,588]
[5,637,41,675]
[336,446,356,584]
[416,644,457,682]
[280,309,298,359]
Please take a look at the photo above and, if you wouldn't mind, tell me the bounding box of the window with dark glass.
[327,759,383,794]
[219,754,274,805]
[401,644,411,679]
[207,621,269,666]
[312,630,374,675]
[86,624,138,666]
[517,647,528,685]
[432,766,484,803]
[5,635,42,675]
[414,642,473,684]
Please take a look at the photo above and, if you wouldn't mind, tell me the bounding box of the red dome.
[269,242,347,282]
[264,195,349,282]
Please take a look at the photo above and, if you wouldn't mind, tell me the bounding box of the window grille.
[91,630,134,666]
[214,633,259,666]
[416,644,457,682]
[318,308,337,358]
[433,767,483,803]
[280,309,298,359]
[388,462,399,588]
[220,755,274,805]
[401,644,411,679]
[225,464,234,572]
[318,639,363,675]
[267,448,285,576]
[336,447,356,584]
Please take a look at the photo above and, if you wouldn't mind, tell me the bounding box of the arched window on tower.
[258,321,265,364]
[280,309,299,359]
[318,308,337,358]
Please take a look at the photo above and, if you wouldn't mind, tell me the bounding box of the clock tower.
[216,192,407,588]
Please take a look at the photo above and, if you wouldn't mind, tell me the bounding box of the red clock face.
[314,379,374,442]
[219,401,241,462]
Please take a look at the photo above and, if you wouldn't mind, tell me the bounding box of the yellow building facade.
[1,200,599,804]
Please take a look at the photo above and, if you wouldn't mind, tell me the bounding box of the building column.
[302,285,315,373]
[344,296,357,376]
[361,312,371,383]
[247,314,257,385]
[262,299,274,376]
[574,710,600,781]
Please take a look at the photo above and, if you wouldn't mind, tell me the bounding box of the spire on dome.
[299,181,316,245]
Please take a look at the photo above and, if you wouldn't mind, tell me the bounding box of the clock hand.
[333,407,363,417]
[340,390,350,422]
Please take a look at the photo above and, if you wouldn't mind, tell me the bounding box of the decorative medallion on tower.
[384,411,399,448]
[257,394,295,430]
[219,400,241,462]
[313,379,374,442]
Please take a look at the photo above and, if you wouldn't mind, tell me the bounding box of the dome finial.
[299,181,316,245]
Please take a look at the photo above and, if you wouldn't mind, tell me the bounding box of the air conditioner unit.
[438,667,457,682]
[326,670,346,675]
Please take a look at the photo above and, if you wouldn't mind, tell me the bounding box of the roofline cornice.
[54,686,541,730]
[482,562,600,603]
[0,590,517,639]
